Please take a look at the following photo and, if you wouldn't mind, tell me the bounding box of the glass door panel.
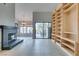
[36,23,43,38]
[43,23,48,38]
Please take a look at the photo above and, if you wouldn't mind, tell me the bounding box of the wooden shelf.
[63,4,75,13]
[51,3,78,55]
[64,32,77,35]
[56,39,61,43]
[61,37,75,44]
[56,16,61,19]
[56,9,61,12]
[52,21,55,24]
[57,20,61,23]
[53,34,75,44]
[62,43,74,52]
[56,13,61,16]
[56,35,61,38]
[55,35,61,38]
[63,3,73,10]
[57,29,61,31]
[52,13,55,16]
[52,17,56,19]
[52,34,56,36]
[52,25,55,27]
[52,20,55,21]
[52,34,61,42]
[57,24,61,26]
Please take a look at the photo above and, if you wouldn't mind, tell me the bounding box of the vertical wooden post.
[74,4,79,56]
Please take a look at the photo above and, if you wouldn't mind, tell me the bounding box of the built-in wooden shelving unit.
[51,3,79,56]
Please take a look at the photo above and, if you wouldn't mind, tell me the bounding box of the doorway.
[36,23,51,39]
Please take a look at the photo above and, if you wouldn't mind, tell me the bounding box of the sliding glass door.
[36,23,51,39]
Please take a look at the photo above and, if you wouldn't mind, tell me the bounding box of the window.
[27,27,33,33]
[20,26,32,34]
[20,27,24,33]
[23,27,27,33]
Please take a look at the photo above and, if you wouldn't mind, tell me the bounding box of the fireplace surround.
[0,25,23,50]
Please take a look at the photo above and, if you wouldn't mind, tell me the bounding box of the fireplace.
[8,33,16,40]
[0,25,23,50]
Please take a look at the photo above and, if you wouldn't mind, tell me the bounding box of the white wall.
[15,3,33,21]
[0,3,15,26]
[33,12,51,22]
[15,3,58,22]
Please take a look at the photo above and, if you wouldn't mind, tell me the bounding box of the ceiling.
[15,3,59,21]
[15,3,59,12]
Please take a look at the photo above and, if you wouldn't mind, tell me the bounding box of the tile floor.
[0,37,68,56]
